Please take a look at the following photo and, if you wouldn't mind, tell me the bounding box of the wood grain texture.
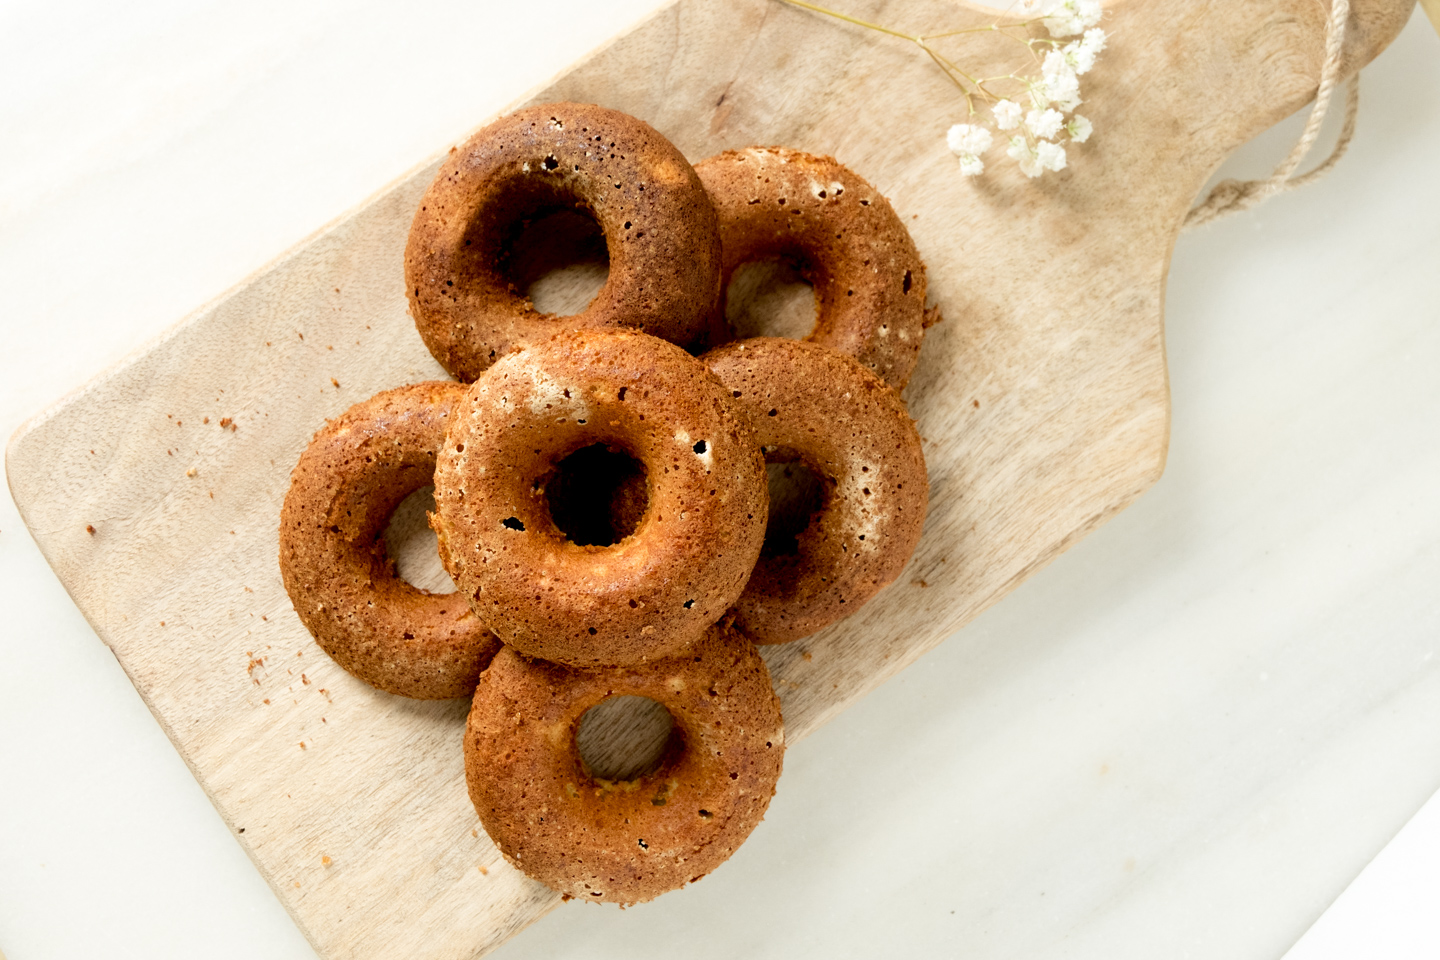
[4,0,1413,957]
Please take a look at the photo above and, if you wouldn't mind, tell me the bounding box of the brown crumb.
[321,855,332,867]
[331,378,340,389]
[479,865,489,876]
[266,341,272,346]
[208,491,214,499]
[262,615,268,621]
[298,332,304,340]
[327,345,333,351]
[913,579,929,588]
[86,524,96,535]
[244,586,253,593]
[801,650,813,662]
[219,417,233,429]
[471,829,478,838]
[301,674,311,685]
[247,657,264,676]
[186,467,197,477]
[299,742,306,750]
[159,621,166,626]
[263,699,271,705]
[203,416,210,424]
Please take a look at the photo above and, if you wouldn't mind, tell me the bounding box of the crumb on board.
[322,855,332,867]
[913,578,929,588]
[299,742,306,750]
[472,829,478,838]
[802,650,813,662]
[159,621,165,626]
[86,525,95,535]
[301,674,311,685]
[479,865,489,875]
[186,467,196,477]
[203,416,209,424]
[331,378,340,389]
[263,699,271,705]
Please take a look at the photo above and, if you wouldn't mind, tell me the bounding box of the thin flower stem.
[777,0,918,42]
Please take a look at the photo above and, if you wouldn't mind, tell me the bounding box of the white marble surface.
[1,2,1437,958]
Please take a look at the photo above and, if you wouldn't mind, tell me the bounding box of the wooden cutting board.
[4,0,1413,957]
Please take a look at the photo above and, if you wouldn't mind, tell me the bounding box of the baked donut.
[465,620,784,904]
[406,102,723,382]
[697,147,930,391]
[703,338,928,644]
[432,329,768,667]
[279,382,500,699]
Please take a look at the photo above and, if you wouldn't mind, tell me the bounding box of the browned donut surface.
[704,338,928,644]
[433,329,768,667]
[279,382,501,699]
[465,621,784,904]
[697,147,929,391]
[406,102,722,382]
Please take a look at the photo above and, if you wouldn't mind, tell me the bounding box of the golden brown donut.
[703,338,928,644]
[465,621,784,904]
[697,147,929,391]
[279,382,500,699]
[406,102,723,382]
[432,329,768,667]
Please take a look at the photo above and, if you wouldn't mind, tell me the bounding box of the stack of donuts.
[279,103,931,905]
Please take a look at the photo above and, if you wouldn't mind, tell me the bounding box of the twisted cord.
[1184,0,1356,230]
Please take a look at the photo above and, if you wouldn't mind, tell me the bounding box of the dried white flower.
[1081,27,1107,56]
[993,99,1023,131]
[947,123,994,157]
[1066,114,1093,143]
[947,123,993,177]
[1062,38,1097,75]
[1025,108,1064,139]
[1036,139,1068,171]
[1008,137,1044,178]
[1043,0,1102,38]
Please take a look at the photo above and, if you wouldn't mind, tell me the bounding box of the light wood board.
[4,0,1413,957]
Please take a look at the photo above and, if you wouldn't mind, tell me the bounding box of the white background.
[0,1,1437,958]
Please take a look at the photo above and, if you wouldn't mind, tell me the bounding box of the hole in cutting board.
[725,258,819,341]
[507,207,610,316]
[576,695,678,781]
[383,485,457,594]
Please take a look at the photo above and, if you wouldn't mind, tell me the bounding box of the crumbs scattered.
[186,467,197,477]
[913,579,929,588]
[331,378,340,389]
[471,829,478,838]
[203,416,209,424]
[299,742,306,750]
[219,417,236,431]
[86,524,96,535]
[801,650,813,662]
[301,674,311,685]
[263,698,271,705]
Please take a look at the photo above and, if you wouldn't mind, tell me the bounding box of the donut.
[406,102,723,382]
[703,338,928,644]
[432,329,768,667]
[464,620,784,904]
[279,382,501,699]
[696,147,930,391]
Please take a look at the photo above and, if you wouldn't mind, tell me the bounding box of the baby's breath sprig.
[779,0,1106,178]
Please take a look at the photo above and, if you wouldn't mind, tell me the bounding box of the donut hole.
[496,192,610,317]
[576,695,679,781]
[725,258,818,341]
[545,443,649,547]
[762,457,826,558]
[382,484,458,594]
